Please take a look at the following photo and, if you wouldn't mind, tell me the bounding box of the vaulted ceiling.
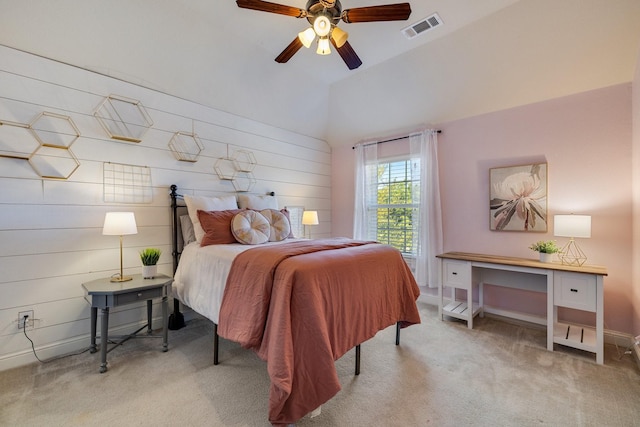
[1,0,639,147]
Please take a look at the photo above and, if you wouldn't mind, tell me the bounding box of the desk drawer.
[443,260,471,289]
[554,272,596,312]
[114,287,163,306]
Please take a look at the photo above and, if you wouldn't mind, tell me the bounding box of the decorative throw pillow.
[237,194,278,210]
[198,209,245,246]
[260,209,291,242]
[231,210,270,245]
[184,194,238,243]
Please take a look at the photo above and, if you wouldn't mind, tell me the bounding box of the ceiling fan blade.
[236,0,306,18]
[275,37,303,63]
[342,3,411,23]
[331,39,362,70]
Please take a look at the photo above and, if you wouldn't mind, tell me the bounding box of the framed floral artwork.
[489,163,547,231]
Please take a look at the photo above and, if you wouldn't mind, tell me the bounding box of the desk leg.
[90,307,97,354]
[147,300,153,334]
[162,295,168,352]
[547,274,554,352]
[99,307,109,373]
[596,276,604,364]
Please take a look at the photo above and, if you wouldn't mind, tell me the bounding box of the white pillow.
[184,194,238,243]
[237,194,278,210]
[260,209,291,242]
[231,210,270,245]
[180,215,196,247]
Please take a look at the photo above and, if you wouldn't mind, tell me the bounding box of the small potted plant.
[528,240,559,263]
[139,248,161,279]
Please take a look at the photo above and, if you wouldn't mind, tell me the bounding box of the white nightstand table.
[82,274,171,373]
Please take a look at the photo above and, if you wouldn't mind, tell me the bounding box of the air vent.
[402,13,443,39]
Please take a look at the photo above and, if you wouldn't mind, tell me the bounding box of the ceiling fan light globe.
[298,27,316,48]
[331,26,348,48]
[316,37,331,55]
[313,15,331,37]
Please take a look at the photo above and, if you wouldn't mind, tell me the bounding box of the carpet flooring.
[1,303,639,426]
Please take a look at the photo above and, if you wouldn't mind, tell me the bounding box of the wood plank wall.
[0,46,331,371]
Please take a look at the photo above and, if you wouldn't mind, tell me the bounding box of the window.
[367,158,420,255]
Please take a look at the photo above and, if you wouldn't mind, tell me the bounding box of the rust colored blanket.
[218,238,421,425]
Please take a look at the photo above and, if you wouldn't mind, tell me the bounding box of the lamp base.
[110,275,133,282]
[559,239,587,266]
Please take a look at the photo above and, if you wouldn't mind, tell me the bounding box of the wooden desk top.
[437,252,608,276]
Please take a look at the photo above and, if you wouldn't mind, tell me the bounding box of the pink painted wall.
[332,83,635,334]
[633,49,640,337]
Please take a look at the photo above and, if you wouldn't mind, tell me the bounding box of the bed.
[168,185,421,425]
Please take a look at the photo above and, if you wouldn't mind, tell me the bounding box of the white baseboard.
[0,315,169,372]
[421,294,640,365]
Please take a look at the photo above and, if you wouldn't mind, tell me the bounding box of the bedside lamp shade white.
[554,214,591,266]
[103,212,138,282]
[302,210,319,238]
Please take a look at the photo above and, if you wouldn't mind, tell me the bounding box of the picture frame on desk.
[489,162,548,232]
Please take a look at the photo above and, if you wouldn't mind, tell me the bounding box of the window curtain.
[410,130,443,288]
[353,142,378,240]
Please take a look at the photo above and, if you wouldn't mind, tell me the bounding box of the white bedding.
[172,239,304,324]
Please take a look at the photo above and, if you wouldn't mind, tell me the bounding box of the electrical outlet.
[18,310,34,329]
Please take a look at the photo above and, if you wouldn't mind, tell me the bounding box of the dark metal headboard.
[170,184,276,274]
[170,184,187,274]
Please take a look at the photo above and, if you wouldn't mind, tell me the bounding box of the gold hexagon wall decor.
[29,111,80,148]
[0,120,40,159]
[214,157,237,181]
[93,94,153,143]
[232,172,256,192]
[232,149,257,172]
[169,131,204,162]
[29,145,80,179]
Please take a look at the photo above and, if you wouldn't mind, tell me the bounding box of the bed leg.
[168,299,185,330]
[355,344,361,375]
[213,323,219,365]
[396,322,401,346]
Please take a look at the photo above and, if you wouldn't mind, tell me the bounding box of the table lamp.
[302,210,319,239]
[554,214,591,266]
[103,212,138,282]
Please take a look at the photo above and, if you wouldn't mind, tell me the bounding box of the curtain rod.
[352,130,441,149]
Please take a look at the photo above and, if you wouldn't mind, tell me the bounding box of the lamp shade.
[298,27,316,48]
[554,214,591,238]
[316,37,331,55]
[102,212,138,236]
[302,210,319,226]
[331,26,348,48]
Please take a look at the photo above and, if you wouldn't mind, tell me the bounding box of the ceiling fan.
[236,0,412,70]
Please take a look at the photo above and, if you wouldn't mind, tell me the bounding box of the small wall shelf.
[94,94,153,143]
[169,131,203,162]
[0,120,39,159]
[29,145,80,179]
[231,172,256,192]
[232,149,256,172]
[29,111,80,148]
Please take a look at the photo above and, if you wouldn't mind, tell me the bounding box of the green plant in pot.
[140,248,161,278]
[528,240,559,263]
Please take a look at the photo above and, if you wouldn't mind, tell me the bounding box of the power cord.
[21,315,91,364]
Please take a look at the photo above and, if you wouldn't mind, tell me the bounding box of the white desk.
[437,252,607,364]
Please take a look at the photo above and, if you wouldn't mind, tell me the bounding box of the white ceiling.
[0,0,639,147]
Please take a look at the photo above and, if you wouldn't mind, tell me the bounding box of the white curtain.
[353,130,442,287]
[353,142,378,240]
[410,130,443,288]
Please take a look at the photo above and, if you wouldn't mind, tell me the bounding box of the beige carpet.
[1,303,639,426]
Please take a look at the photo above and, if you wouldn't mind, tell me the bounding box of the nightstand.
[82,274,172,373]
